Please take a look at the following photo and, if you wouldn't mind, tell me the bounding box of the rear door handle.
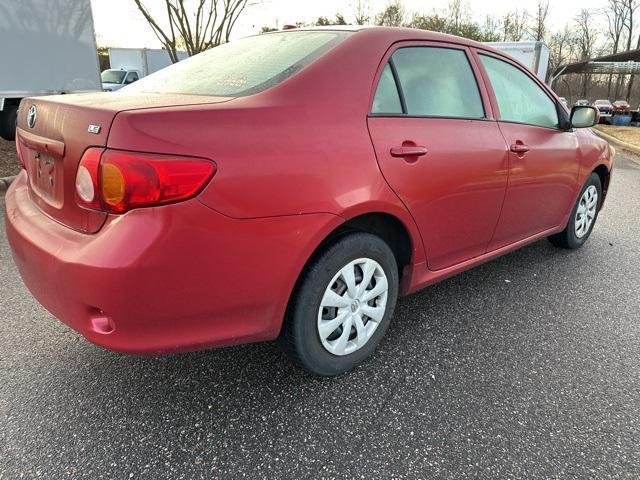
[390,146,428,158]
[510,142,530,154]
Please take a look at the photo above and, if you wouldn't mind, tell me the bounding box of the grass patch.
[594,124,640,147]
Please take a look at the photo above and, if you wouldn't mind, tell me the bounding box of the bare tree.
[610,0,640,98]
[133,0,253,63]
[621,0,640,50]
[481,15,502,42]
[575,9,598,97]
[622,0,640,99]
[532,0,549,41]
[548,25,576,81]
[604,0,627,97]
[501,9,528,41]
[606,0,627,53]
[375,0,406,27]
[447,0,467,32]
[352,0,371,25]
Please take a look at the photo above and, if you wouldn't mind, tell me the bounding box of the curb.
[592,128,640,156]
[0,175,16,195]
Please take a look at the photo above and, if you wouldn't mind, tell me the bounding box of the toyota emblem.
[27,105,37,129]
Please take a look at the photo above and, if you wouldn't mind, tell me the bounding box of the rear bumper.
[5,171,340,354]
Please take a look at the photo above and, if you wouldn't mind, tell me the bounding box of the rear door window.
[479,54,558,129]
[372,63,403,114]
[377,46,484,118]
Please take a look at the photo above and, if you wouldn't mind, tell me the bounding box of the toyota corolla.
[5,27,614,376]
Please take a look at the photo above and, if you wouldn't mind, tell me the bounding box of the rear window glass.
[123,31,349,97]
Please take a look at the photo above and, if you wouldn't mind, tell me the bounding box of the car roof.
[267,26,504,55]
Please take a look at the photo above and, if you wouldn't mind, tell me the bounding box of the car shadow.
[46,237,579,398]
[4,234,611,477]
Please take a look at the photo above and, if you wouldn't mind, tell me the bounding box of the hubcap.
[575,185,598,239]
[317,258,389,356]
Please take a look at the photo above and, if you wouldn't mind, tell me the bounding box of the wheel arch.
[322,212,415,276]
[592,163,611,202]
[279,210,421,336]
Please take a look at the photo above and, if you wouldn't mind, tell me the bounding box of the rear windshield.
[102,70,127,83]
[123,31,350,97]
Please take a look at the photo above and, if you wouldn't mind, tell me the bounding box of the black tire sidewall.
[288,233,399,376]
[0,105,18,141]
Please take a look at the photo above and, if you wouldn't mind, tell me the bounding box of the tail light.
[75,148,216,214]
[75,148,103,209]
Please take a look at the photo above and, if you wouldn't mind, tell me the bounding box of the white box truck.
[102,48,189,91]
[485,41,550,81]
[0,0,102,140]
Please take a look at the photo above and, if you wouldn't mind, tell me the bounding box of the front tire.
[281,233,399,376]
[548,172,602,249]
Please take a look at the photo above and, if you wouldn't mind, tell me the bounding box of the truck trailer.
[485,41,550,81]
[0,0,102,140]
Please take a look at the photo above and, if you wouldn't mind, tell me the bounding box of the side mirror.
[570,105,599,128]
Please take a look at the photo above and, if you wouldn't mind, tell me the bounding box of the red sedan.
[612,100,631,113]
[5,27,613,375]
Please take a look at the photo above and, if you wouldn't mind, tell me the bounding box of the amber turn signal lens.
[101,163,126,206]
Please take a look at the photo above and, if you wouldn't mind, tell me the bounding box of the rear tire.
[548,172,602,249]
[281,233,399,376]
[0,104,18,141]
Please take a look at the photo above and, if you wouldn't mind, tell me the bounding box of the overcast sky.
[91,0,606,48]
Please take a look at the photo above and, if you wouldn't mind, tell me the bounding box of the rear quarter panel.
[106,31,427,265]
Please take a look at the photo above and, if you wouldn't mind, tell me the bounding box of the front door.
[367,43,509,271]
[476,52,581,250]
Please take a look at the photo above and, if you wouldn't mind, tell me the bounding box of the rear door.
[475,51,580,250]
[367,42,509,271]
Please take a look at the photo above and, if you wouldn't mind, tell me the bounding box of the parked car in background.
[5,27,613,376]
[559,97,569,107]
[575,99,590,107]
[593,99,614,121]
[612,100,630,112]
[101,69,141,91]
[0,0,101,140]
[101,69,139,91]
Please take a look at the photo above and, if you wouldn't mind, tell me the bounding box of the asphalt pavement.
[1,155,639,479]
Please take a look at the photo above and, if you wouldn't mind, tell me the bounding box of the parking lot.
[1,154,639,479]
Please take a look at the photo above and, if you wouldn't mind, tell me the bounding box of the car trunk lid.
[16,92,232,233]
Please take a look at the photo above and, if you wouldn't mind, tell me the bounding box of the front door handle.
[510,142,530,154]
[390,145,428,158]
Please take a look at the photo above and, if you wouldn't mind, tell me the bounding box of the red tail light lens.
[75,148,216,214]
